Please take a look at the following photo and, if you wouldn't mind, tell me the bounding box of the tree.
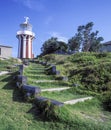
[57,41,68,53]
[41,37,68,55]
[68,34,81,52]
[68,22,104,52]
[89,36,104,52]
[41,37,59,55]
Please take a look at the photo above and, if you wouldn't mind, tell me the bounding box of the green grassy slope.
[1,54,111,130]
[23,60,111,129]
[23,63,87,102]
[0,58,21,71]
[24,63,69,89]
[40,52,111,93]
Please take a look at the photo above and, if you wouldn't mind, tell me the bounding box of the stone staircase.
[24,62,93,104]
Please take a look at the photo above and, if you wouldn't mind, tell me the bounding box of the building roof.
[0,45,12,48]
[102,41,111,46]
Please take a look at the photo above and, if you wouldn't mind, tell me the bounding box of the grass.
[1,57,111,129]
[0,58,20,71]
[41,89,87,102]
[63,99,111,129]
[24,63,70,89]
[40,52,111,93]
[28,80,69,89]
[0,75,101,130]
[0,74,33,130]
[23,61,111,129]
[25,74,54,80]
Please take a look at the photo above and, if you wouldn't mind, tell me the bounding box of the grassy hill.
[39,52,111,93]
[1,53,111,130]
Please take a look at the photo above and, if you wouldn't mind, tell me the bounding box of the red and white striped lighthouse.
[16,17,35,59]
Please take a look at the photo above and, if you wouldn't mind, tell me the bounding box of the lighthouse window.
[0,48,1,55]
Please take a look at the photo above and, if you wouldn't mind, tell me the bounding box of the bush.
[95,52,111,58]
[70,62,111,93]
[42,54,56,63]
[70,53,97,66]
[101,91,111,111]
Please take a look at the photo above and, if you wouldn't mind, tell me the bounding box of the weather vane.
[24,16,29,23]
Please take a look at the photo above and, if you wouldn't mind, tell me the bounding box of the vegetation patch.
[41,89,87,102]
[1,57,111,129]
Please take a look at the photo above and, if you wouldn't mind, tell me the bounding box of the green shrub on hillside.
[70,53,97,63]
[39,52,111,94]
[41,54,56,63]
[94,52,111,58]
[101,91,111,111]
[70,62,111,92]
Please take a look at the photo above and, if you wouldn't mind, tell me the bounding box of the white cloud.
[49,32,68,43]
[13,0,45,11]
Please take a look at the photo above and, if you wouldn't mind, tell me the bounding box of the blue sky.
[0,0,111,57]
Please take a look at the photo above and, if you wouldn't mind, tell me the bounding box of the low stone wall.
[15,62,64,107]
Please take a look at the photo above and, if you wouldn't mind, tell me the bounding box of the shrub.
[69,62,111,93]
[70,54,97,66]
[95,52,110,58]
[42,54,56,63]
[101,91,111,111]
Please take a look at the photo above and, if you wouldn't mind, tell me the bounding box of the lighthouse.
[16,17,35,59]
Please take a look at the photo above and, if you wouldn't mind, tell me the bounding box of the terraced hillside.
[39,53,111,94]
[24,63,88,102]
[1,55,111,130]
[23,62,111,130]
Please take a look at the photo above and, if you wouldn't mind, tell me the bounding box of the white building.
[16,17,35,59]
[0,45,12,59]
[99,41,111,52]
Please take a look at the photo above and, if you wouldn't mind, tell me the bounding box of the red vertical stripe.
[26,36,29,58]
[31,40,32,58]
[20,36,23,59]
[18,35,34,59]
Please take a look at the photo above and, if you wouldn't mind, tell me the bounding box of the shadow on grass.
[13,88,25,103]
[27,105,55,122]
[1,75,13,82]
[1,72,59,122]
[2,75,15,90]
[2,72,26,103]
[3,82,15,90]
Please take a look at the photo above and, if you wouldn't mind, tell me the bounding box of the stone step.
[0,71,10,76]
[29,79,68,84]
[26,75,53,78]
[25,74,50,77]
[25,71,45,74]
[41,87,70,92]
[35,80,57,83]
[64,97,93,104]
[29,68,45,70]
[26,70,44,72]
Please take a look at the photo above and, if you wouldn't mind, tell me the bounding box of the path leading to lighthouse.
[24,63,93,103]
